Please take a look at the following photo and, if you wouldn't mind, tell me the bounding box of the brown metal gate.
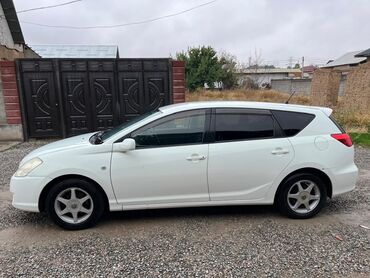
[16,59,172,139]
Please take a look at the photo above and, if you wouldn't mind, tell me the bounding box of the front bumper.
[10,176,52,212]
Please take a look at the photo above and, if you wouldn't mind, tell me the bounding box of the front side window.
[215,109,274,142]
[131,110,206,148]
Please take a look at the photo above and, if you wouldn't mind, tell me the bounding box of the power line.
[17,0,82,14]
[19,0,219,29]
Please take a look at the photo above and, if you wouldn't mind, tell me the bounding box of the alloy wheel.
[54,187,94,224]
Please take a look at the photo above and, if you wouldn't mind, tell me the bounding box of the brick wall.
[0,61,22,125]
[172,60,186,103]
[310,68,341,107]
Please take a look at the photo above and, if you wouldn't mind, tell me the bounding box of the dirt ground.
[0,142,369,277]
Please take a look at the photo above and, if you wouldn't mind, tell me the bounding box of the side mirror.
[115,138,136,152]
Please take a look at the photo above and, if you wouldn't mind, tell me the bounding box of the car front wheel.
[45,178,105,230]
[277,173,327,219]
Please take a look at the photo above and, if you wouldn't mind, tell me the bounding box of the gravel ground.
[0,142,369,277]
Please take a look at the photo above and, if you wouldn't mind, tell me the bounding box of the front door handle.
[186,154,206,161]
[271,148,290,155]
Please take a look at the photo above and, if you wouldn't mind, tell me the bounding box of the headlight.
[15,157,43,177]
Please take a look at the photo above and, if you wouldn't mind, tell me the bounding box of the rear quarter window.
[272,110,315,137]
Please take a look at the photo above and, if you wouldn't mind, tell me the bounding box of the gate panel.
[17,58,172,139]
[61,61,92,136]
[89,72,116,130]
[118,71,145,122]
[18,60,61,138]
[143,71,169,113]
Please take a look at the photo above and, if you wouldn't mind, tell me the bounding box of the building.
[355,48,370,60]
[237,68,301,88]
[322,50,367,70]
[30,45,120,58]
[0,0,39,60]
[302,65,317,78]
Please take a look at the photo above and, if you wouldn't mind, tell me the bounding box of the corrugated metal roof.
[322,50,367,68]
[29,45,119,58]
[238,68,301,74]
[355,48,370,57]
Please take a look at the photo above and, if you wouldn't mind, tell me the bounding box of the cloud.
[14,0,370,66]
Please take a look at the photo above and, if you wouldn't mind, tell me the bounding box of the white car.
[10,101,358,230]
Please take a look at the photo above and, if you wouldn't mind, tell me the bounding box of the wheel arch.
[38,174,109,213]
[274,167,333,204]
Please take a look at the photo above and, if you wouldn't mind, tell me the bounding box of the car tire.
[45,178,105,230]
[277,173,327,219]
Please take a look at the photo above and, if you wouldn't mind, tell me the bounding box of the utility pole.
[301,56,305,78]
[288,56,293,68]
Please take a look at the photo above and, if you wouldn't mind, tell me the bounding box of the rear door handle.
[271,148,290,155]
[186,154,206,161]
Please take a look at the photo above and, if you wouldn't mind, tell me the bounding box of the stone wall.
[310,69,341,107]
[342,61,370,112]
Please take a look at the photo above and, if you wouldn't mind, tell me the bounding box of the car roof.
[159,101,332,116]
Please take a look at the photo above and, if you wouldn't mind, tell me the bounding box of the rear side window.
[215,109,274,142]
[272,110,315,137]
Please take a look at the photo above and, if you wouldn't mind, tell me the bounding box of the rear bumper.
[326,163,358,197]
[10,176,51,212]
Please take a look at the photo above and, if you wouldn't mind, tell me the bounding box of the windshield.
[99,110,162,142]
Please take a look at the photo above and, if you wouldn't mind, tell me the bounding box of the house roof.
[238,68,301,74]
[322,50,367,68]
[302,65,317,73]
[29,45,119,58]
[355,48,370,57]
[0,0,25,44]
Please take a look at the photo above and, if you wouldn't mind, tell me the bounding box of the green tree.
[218,51,238,90]
[176,46,223,91]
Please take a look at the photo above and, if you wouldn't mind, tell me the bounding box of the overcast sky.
[13,0,370,67]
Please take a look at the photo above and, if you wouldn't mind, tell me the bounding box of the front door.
[111,109,210,205]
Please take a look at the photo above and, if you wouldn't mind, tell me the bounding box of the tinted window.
[131,110,206,147]
[272,110,315,136]
[215,110,274,142]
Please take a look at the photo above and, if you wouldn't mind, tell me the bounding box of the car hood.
[20,132,95,165]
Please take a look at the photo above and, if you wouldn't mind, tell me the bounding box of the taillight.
[331,133,353,147]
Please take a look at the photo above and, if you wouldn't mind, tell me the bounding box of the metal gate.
[16,59,172,139]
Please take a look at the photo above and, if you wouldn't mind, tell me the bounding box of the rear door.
[207,108,294,202]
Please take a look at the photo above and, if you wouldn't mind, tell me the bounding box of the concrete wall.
[0,75,6,123]
[271,78,312,95]
[238,73,289,86]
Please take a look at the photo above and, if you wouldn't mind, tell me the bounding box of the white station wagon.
[10,101,358,230]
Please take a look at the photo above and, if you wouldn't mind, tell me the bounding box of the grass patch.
[350,133,370,147]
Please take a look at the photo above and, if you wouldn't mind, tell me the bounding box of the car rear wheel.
[277,173,327,219]
[45,178,105,230]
